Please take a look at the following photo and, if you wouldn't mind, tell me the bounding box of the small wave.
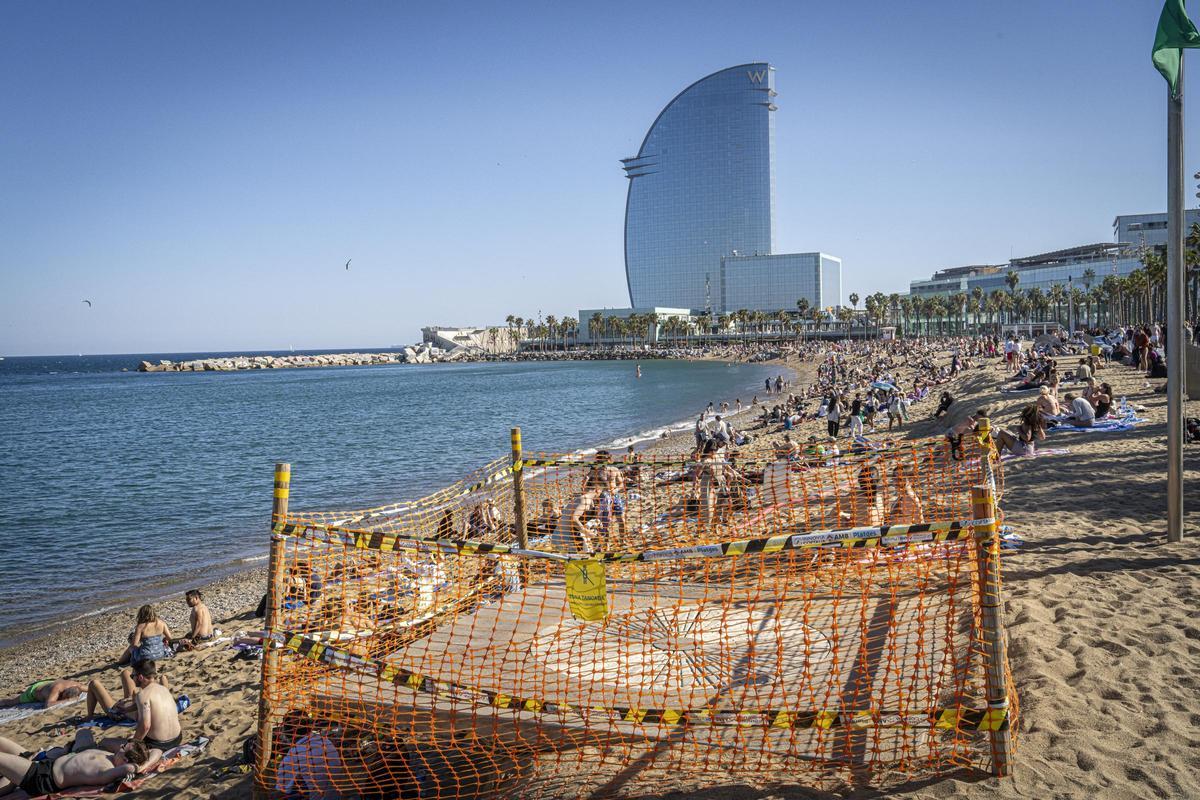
[240,554,269,563]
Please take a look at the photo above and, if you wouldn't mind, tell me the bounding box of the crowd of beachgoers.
[0,322,1196,799]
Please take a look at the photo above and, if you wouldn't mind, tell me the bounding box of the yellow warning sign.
[565,559,608,621]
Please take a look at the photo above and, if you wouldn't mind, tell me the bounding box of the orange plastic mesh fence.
[257,436,1015,797]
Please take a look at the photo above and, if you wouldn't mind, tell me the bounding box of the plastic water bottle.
[1120,395,1127,413]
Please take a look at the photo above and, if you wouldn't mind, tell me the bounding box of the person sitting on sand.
[174,590,214,649]
[1036,385,1060,418]
[993,405,1046,457]
[118,605,172,666]
[890,464,924,522]
[92,662,183,753]
[526,498,560,538]
[1093,382,1114,419]
[0,678,85,709]
[0,731,154,798]
[467,499,503,539]
[86,661,169,723]
[773,434,798,461]
[933,391,954,419]
[1061,392,1096,428]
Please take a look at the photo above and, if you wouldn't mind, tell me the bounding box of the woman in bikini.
[119,606,172,666]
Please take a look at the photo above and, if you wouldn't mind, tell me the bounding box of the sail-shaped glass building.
[623,63,777,312]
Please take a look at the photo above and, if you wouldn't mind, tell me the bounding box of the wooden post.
[971,484,1013,777]
[511,428,528,550]
[255,462,291,796]
[974,416,997,492]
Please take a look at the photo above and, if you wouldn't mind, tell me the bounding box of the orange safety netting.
[256,435,1016,798]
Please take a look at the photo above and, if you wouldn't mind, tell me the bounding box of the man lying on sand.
[0,730,155,798]
[0,678,84,709]
[86,662,182,752]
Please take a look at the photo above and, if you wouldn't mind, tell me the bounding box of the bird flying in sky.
[81,299,92,307]
[345,259,352,270]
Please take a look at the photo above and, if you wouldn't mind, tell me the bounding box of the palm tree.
[1186,222,1200,320]
[849,292,859,311]
[1005,270,1020,296]
[1025,287,1044,323]
[949,292,967,333]
[1048,284,1067,328]
[1080,269,1096,327]
[544,314,557,350]
[589,312,603,347]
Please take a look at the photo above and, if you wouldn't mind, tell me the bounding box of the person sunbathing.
[0,730,154,798]
[0,678,84,709]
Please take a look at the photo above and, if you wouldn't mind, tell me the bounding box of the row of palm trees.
[501,314,580,350]
[499,231,1200,349]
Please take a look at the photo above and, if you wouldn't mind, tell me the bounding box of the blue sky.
[1,1,1195,355]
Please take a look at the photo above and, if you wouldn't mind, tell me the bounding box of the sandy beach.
[0,347,1196,799]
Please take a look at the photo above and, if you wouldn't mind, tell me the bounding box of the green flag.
[1153,0,1200,95]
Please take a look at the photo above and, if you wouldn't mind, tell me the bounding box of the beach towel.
[0,694,84,725]
[1049,414,1145,434]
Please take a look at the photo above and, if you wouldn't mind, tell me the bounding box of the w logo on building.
[747,69,767,83]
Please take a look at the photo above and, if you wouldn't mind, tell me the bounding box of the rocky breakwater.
[138,344,456,373]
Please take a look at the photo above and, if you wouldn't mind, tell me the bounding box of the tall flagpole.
[1167,53,1185,543]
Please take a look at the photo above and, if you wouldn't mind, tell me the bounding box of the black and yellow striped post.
[255,462,291,796]
[511,428,528,550]
[971,484,1013,777]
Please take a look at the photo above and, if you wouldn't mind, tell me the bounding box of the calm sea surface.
[0,351,781,644]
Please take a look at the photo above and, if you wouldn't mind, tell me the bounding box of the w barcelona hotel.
[581,63,841,341]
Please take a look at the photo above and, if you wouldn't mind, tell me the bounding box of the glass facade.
[908,249,1142,299]
[624,63,776,311]
[721,253,816,313]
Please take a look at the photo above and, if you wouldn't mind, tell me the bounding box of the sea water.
[0,352,783,643]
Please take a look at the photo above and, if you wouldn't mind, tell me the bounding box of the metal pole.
[971,485,1013,777]
[255,462,291,796]
[1168,63,1185,543]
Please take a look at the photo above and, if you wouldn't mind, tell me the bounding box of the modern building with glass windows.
[623,63,777,312]
[721,253,841,312]
[1112,210,1200,249]
[908,244,1142,299]
[620,63,840,314]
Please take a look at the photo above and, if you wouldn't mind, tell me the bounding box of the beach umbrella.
[871,381,897,392]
